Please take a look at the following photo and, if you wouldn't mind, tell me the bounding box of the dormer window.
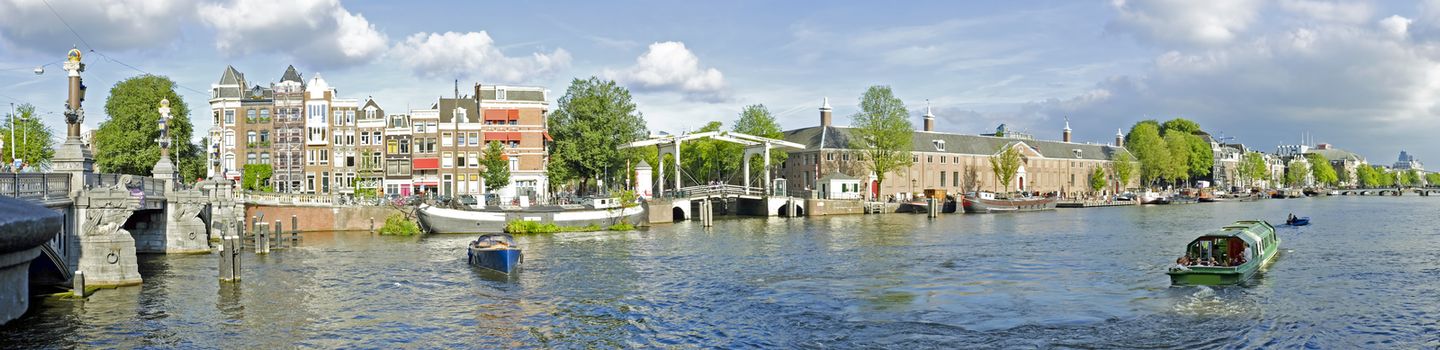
[455,107,467,123]
[933,140,946,151]
[1072,149,1083,158]
[496,89,507,101]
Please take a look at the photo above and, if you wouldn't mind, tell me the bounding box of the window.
[399,139,410,153]
[442,152,453,168]
[224,154,236,172]
[259,109,270,122]
[510,158,519,171]
[953,171,959,187]
[442,132,453,146]
[224,110,235,125]
[259,131,269,143]
[247,152,256,164]
[468,152,478,168]
[346,132,354,145]
[246,110,257,123]
[457,153,466,168]
[496,89,507,100]
[826,153,834,161]
[940,171,946,187]
[940,156,946,164]
[320,150,329,165]
[247,131,257,144]
[455,107,467,122]
[468,132,479,146]
[261,152,271,165]
[346,111,355,124]
[346,155,355,167]
[224,131,236,148]
[366,108,376,119]
[843,153,850,161]
[387,139,398,154]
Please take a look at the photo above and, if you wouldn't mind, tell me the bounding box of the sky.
[0,0,1435,165]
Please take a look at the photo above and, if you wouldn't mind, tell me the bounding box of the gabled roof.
[280,65,303,85]
[218,65,245,86]
[782,126,1129,161]
[213,66,247,99]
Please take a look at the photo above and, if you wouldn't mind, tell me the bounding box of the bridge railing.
[84,173,167,197]
[0,173,72,201]
[668,184,764,198]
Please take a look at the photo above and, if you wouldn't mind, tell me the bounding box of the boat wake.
[1171,286,1258,317]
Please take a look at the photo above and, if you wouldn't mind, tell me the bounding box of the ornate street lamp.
[156,98,173,158]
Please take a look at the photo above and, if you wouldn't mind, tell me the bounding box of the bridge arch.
[778,203,804,217]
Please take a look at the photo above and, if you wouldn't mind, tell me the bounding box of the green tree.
[482,141,511,193]
[732,104,787,186]
[1111,151,1136,192]
[179,138,206,183]
[1160,118,1201,135]
[1237,151,1267,188]
[1284,159,1309,187]
[1401,170,1422,187]
[1305,153,1338,187]
[851,85,914,193]
[241,164,273,192]
[990,146,1023,193]
[547,77,648,195]
[1,104,55,167]
[1124,122,1169,187]
[1356,165,1378,187]
[1336,162,1352,185]
[1163,132,1191,186]
[681,121,742,184]
[1374,166,1395,187]
[95,75,196,177]
[1158,118,1212,180]
[1089,166,1107,194]
[1424,173,1440,187]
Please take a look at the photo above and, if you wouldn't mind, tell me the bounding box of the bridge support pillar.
[0,197,64,325]
[73,184,143,287]
[162,189,211,254]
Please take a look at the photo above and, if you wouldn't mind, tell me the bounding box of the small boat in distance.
[417,197,646,234]
[468,234,523,274]
[1141,191,1169,204]
[961,191,1057,213]
[1285,216,1310,226]
[1167,220,1280,286]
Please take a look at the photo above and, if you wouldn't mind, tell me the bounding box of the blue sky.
[0,0,1435,165]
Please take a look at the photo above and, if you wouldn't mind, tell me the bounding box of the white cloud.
[604,41,728,102]
[0,0,192,53]
[1107,0,1263,47]
[198,0,387,68]
[1379,15,1413,38]
[391,31,571,83]
[1277,0,1374,24]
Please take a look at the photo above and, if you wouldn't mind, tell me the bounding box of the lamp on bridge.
[156,98,172,158]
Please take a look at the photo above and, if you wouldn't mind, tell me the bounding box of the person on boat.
[1287,213,1297,225]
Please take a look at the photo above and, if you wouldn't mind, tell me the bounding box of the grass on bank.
[378,213,422,236]
[504,220,637,234]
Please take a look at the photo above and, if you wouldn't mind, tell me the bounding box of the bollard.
[927,197,939,218]
[73,270,85,298]
[291,215,300,243]
[218,241,232,282]
[235,219,245,252]
[258,223,270,254]
[274,220,284,248]
[229,235,242,281]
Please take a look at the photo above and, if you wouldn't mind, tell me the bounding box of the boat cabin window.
[1181,237,1249,267]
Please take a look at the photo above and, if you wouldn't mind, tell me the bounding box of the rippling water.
[4,196,1439,348]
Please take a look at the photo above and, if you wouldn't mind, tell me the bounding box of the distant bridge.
[1334,187,1440,196]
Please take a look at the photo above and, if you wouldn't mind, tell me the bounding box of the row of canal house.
[779,99,1138,201]
[209,65,551,201]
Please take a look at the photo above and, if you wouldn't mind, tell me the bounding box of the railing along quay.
[0,173,72,201]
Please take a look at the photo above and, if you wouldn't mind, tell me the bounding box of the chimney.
[820,97,832,127]
[1115,128,1124,147]
[922,100,935,132]
[1062,117,1072,143]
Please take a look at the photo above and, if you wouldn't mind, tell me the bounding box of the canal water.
[3,196,1437,348]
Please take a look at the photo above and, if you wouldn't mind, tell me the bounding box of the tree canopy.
[482,141,510,192]
[1238,152,1267,188]
[547,77,648,195]
[1110,151,1136,191]
[1163,132,1191,185]
[1425,173,1440,187]
[851,85,913,192]
[241,164,272,192]
[681,121,742,184]
[1089,166,1107,193]
[1284,159,1309,187]
[1305,153,1338,186]
[1,103,54,167]
[1125,122,1169,186]
[95,75,198,177]
[990,145,1022,193]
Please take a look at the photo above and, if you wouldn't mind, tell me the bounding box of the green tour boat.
[1166,220,1280,286]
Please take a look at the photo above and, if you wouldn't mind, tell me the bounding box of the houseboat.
[1166,220,1280,286]
[961,191,1057,213]
[418,197,646,234]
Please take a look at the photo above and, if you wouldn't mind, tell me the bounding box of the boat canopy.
[474,234,516,248]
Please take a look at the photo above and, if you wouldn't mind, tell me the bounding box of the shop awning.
[543,132,553,141]
[483,132,524,141]
[483,109,520,121]
[412,158,439,169]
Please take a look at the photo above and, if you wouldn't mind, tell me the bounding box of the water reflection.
[2,197,1439,347]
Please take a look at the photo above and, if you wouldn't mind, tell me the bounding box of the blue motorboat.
[467,234,523,274]
[1285,216,1310,226]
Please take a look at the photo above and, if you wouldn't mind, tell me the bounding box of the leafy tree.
[1124,122,1169,187]
[1284,159,1309,187]
[482,141,511,193]
[1336,162,1352,185]
[1373,166,1395,187]
[1305,153,1338,186]
[1089,166,1107,193]
[1401,170,1423,187]
[547,77,648,195]
[1160,118,1201,135]
[241,164,273,191]
[681,121,742,184]
[1111,151,1136,192]
[732,104,787,186]
[1,104,55,167]
[990,146,1022,193]
[95,75,196,176]
[1425,173,1440,187]
[1356,165,1379,187]
[1163,132,1191,186]
[1238,151,1267,188]
[851,85,914,194]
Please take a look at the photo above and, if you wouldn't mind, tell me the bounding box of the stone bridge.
[1334,187,1440,196]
